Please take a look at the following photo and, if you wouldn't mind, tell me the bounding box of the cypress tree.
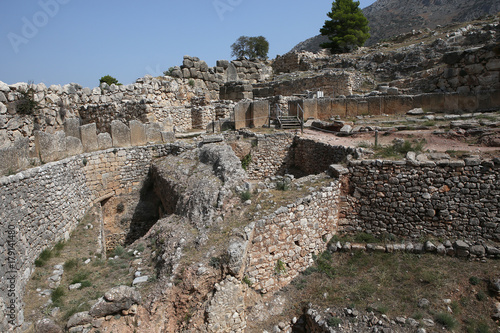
[320,0,370,53]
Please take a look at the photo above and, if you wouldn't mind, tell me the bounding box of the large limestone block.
[0,137,29,175]
[111,120,131,148]
[252,100,269,128]
[146,123,162,143]
[234,101,252,130]
[161,131,175,143]
[35,130,67,162]
[226,63,238,82]
[64,118,81,140]
[80,123,99,152]
[65,136,83,156]
[130,120,146,146]
[97,133,113,150]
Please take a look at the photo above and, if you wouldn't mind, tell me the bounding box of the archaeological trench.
[1,17,500,333]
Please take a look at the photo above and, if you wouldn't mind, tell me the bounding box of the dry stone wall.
[342,158,500,243]
[0,143,185,331]
[244,181,341,293]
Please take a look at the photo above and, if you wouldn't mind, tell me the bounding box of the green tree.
[320,0,370,53]
[231,36,269,60]
[99,75,120,86]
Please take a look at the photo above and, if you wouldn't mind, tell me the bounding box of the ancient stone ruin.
[1,14,499,333]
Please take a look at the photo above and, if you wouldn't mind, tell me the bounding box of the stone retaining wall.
[290,90,500,120]
[244,182,341,293]
[341,158,500,242]
[0,143,183,331]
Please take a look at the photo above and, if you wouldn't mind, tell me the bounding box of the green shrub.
[64,258,79,271]
[242,276,252,287]
[51,286,65,307]
[469,276,480,285]
[476,291,487,301]
[112,245,125,257]
[188,79,195,87]
[316,251,335,278]
[354,232,378,243]
[99,75,120,86]
[240,190,251,202]
[327,316,342,327]
[435,312,458,330]
[374,139,426,159]
[17,82,40,115]
[163,67,175,76]
[241,153,252,170]
[276,179,290,191]
[71,270,90,284]
[79,280,92,289]
[116,203,125,213]
[275,259,287,275]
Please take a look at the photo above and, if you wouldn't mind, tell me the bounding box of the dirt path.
[300,128,500,158]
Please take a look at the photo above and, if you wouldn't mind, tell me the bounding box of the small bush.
[476,291,487,301]
[240,190,251,202]
[241,153,252,170]
[99,75,120,86]
[302,266,319,276]
[71,270,90,284]
[275,259,287,275]
[276,179,290,191]
[54,241,65,253]
[374,139,426,159]
[188,79,195,87]
[163,67,175,76]
[327,316,342,327]
[79,280,92,289]
[242,276,252,287]
[435,312,458,330]
[316,251,335,278]
[112,245,125,257]
[39,249,52,262]
[63,258,79,271]
[469,276,480,285]
[116,203,125,213]
[51,286,65,307]
[354,232,378,243]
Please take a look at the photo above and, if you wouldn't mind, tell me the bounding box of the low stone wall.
[244,182,341,293]
[292,138,359,175]
[0,143,183,331]
[342,158,500,242]
[290,90,500,120]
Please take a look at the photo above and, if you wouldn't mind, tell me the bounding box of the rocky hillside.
[290,0,500,53]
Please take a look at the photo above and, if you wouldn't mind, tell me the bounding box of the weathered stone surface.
[97,133,112,150]
[129,120,146,146]
[65,136,84,156]
[0,137,29,175]
[206,276,246,333]
[67,311,92,328]
[146,122,162,143]
[36,318,63,333]
[234,101,252,130]
[111,120,131,148]
[161,131,175,143]
[80,123,98,152]
[35,130,67,162]
[89,286,141,318]
[64,118,81,140]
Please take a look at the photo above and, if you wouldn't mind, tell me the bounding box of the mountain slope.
[290,0,500,53]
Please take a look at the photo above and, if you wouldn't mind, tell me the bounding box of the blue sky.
[0,0,376,88]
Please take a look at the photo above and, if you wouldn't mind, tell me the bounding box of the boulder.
[67,311,92,329]
[36,318,63,333]
[89,286,141,318]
